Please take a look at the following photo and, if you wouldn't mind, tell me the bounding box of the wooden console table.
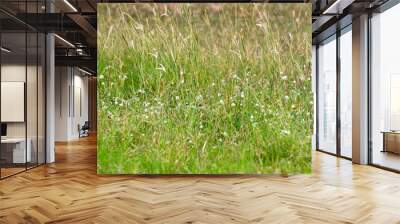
[381,131,400,154]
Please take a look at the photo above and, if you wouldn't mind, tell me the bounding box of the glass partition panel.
[317,36,337,154]
[339,27,352,158]
[1,30,27,177]
[0,1,46,179]
[27,31,38,169]
[371,3,400,171]
[38,32,45,165]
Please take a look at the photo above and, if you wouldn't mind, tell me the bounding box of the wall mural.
[97,3,312,174]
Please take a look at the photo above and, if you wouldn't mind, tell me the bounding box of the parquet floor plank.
[0,135,400,223]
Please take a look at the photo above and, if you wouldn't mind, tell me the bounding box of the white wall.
[1,65,39,137]
[1,65,25,81]
[55,67,89,141]
[55,66,70,141]
[72,73,89,138]
[1,65,26,139]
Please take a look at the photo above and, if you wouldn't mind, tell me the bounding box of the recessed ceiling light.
[78,67,93,76]
[1,47,11,53]
[323,0,355,15]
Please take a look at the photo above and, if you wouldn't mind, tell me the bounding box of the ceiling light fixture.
[322,0,355,15]
[63,0,78,12]
[54,34,75,48]
[1,47,11,53]
[78,67,93,76]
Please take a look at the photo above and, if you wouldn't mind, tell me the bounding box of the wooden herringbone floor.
[1,135,400,224]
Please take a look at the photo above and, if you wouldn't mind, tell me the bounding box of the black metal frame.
[0,0,48,180]
[367,10,372,166]
[315,44,319,151]
[336,27,341,158]
[0,15,2,179]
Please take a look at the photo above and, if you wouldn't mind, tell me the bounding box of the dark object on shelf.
[1,123,7,137]
[381,131,400,154]
[78,121,90,138]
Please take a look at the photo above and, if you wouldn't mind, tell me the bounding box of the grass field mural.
[97,4,312,174]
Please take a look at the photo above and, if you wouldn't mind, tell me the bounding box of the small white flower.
[217,93,222,97]
[281,75,288,80]
[240,92,245,98]
[211,82,216,87]
[281,130,290,135]
[135,23,144,31]
[291,104,295,109]
[219,99,224,105]
[231,102,236,107]
[284,96,289,101]
[200,125,204,129]
[175,96,180,100]
[156,64,166,73]
[223,132,228,136]
[150,51,158,59]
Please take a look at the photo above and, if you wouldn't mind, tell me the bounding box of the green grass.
[97,3,312,174]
